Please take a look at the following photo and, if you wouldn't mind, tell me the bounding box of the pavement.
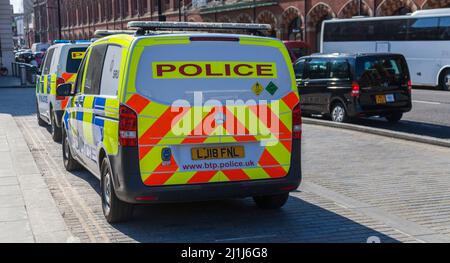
[0,113,72,243]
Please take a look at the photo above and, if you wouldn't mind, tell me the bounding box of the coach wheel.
[101,159,134,223]
[440,69,450,91]
[62,129,80,171]
[50,108,62,142]
[253,193,289,209]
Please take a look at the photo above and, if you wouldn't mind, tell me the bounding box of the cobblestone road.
[4,88,450,243]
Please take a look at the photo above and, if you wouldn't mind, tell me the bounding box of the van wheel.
[385,112,403,123]
[253,193,289,209]
[36,101,46,126]
[62,129,81,171]
[440,69,450,91]
[50,108,62,142]
[101,158,133,223]
[330,102,348,123]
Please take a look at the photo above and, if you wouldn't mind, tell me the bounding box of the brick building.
[34,0,450,52]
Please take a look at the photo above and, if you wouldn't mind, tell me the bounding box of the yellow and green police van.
[58,22,302,223]
[36,41,89,141]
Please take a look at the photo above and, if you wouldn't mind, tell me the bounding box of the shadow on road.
[351,118,450,140]
[108,195,399,243]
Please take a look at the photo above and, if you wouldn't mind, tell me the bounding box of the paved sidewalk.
[0,113,72,242]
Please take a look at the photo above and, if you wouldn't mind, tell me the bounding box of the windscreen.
[357,56,408,84]
[66,47,87,73]
[134,41,292,105]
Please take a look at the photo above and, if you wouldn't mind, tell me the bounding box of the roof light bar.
[127,21,271,33]
[93,30,136,38]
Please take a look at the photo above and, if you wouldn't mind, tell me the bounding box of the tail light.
[56,77,66,100]
[351,82,360,97]
[407,80,412,93]
[292,103,302,139]
[119,104,138,147]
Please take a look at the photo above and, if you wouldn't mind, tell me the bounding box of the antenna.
[127,21,271,35]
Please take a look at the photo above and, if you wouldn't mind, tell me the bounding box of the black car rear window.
[356,56,408,83]
[66,47,87,73]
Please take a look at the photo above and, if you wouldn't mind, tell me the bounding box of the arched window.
[288,17,302,40]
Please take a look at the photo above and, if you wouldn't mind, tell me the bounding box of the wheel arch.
[329,96,347,114]
[437,66,450,86]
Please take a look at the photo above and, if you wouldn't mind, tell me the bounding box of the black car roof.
[300,53,404,60]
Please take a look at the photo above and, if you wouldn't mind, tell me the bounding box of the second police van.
[36,40,90,141]
[57,22,302,223]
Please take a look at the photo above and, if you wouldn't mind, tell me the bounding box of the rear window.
[356,56,408,83]
[134,40,293,104]
[66,47,87,73]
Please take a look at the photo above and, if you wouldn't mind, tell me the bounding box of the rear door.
[356,55,410,110]
[126,36,299,186]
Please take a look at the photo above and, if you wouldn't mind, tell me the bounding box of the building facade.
[34,0,450,52]
[0,0,14,75]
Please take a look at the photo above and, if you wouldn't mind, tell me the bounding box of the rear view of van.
[61,23,302,222]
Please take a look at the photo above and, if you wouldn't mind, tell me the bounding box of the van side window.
[84,45,107,95]
[294,59,305,79]
[100,45,122,96]
[308,59,329,80]
[329,59,350,79]
[42,49,55,75]
[74,56,87,94]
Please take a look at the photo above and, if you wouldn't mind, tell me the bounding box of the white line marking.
[413,100,441,105]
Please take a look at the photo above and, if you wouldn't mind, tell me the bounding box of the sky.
[10,0,23,14]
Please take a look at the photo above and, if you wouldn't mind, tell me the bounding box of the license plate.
[375,95,386,104]
[191,146,245,160]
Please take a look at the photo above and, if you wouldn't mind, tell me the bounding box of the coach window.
[100,45,122,96]
[439,17,450,40]
[408,18,439,41]
[84,45,107,95]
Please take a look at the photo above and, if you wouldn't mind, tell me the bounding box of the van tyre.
[36,101,46,126]
[330,102,348,123]
[385,112,403,123]
[50,108,62,142]
[253,193,289,209]
[62,129,81,171]
[439,69,450,91]
[101,158,133,223]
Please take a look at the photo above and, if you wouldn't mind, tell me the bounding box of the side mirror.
[56,83,74,97]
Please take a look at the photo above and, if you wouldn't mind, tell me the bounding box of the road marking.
[215,234,277,242]
[413,100,441,105]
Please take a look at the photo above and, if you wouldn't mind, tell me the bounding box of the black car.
[294,53,412,123]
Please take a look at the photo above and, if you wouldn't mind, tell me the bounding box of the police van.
[36,41,90,141]
[57,22,302,223]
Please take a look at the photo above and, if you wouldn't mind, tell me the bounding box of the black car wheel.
[62,129,80,171]
[101,158,134,223]
[385,112,403,123]
[330,102,348,123]
[50,109,62,142]
[253,193,289,209]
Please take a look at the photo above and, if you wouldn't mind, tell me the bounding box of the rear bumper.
[109,139,302,204]
[347,98,412,117]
